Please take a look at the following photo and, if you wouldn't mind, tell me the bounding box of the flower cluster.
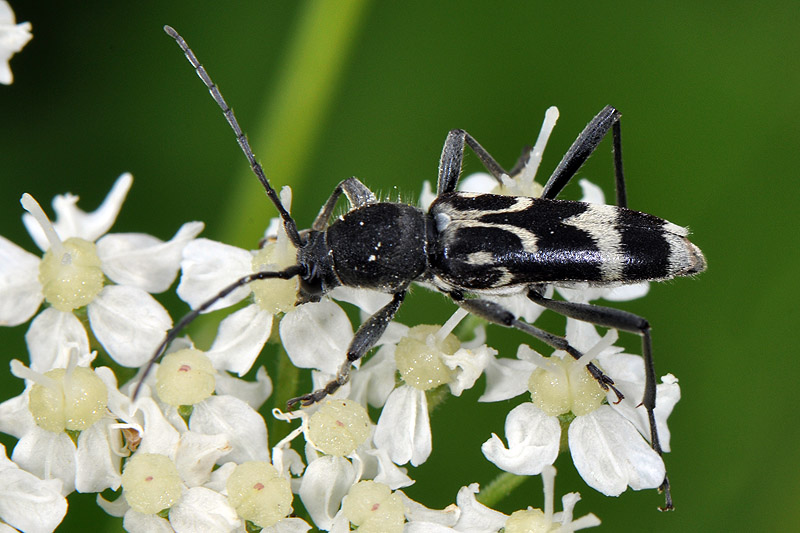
[0,103,681,532]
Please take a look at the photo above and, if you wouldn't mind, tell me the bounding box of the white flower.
[400,483,507,533]
[0,351,124,496]
[0,0,31,84]
[271,399,413,531]
[133,360,271,466]
[0,443,67,533]
[373,310,495,467]
[96,397,239,532]
[481,327,673,497]
[502,465,600,533]
[0,174,204,369]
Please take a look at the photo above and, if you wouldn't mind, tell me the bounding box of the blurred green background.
[1,1,798,531]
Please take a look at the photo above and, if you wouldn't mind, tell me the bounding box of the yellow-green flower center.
[155,349,216,406]
[121,453,182,514]
[341,481,404,533]
[28,366,108,433]
[394,325,458,390]
[250,243,297,314]
[504,508,554,532]
[307,399,371,456]
[226,461,293,528]
[528,356,606,417]
[38,237,104,312]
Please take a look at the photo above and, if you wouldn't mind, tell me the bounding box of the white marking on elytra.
[563,204,624,281]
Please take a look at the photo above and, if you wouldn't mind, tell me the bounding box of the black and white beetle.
[144,26,706,510]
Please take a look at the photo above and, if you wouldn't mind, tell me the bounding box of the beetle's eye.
[299,273,324,298]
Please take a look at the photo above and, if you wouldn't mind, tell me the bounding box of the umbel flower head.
[0,105,684,532]
[0,173,204,369]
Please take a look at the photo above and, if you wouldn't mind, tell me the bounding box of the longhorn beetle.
[144,26,706,510]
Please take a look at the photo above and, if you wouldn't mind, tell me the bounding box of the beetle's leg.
[541,105,627,208]
[437,129,510,195]
[527,288,672,510]
[288,289,407,407]
[134,265,304,400]
[448,293,620,398]
[311,177,377,231]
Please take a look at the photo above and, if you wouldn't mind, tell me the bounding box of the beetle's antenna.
[163,25,302,248]
[133,265,303,400]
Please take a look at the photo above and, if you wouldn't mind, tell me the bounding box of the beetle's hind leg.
[526,287,672,510]
[541,106,627,208]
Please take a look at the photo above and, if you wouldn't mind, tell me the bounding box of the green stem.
[219,0,371,248]
[477,471,530,508]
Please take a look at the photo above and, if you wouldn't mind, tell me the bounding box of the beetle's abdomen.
[428,193,705,290]
[327,203,429,292]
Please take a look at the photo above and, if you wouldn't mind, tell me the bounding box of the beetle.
[144,26,706,510]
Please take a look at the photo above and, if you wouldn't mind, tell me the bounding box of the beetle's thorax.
[306,202,430,295]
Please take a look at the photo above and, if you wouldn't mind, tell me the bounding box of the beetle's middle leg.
[448,292,621,398]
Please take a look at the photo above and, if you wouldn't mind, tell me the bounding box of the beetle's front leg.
[311,177,377,231]
[288,289,407,407]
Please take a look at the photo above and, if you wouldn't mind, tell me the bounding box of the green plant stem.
[477,471,530,508]
[219,0,371,248]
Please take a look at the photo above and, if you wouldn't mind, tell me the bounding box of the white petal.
[328,286,393,314]
[136,397,180,458]
[12,429,76,495]
[479,354,533,403]
[445,344,495,397]
[453,483,508,532]
[0,235,42,326]
[169,486,240,533]
[596,353,680,452]
[123,509,173,533]
[96,491,130,517]
[207,304,272,376]
[348,344,397,408]
[75,420,121,493]
[481,403,559,475]
[485,291,547,324]
[0,389,35,439]
[0,455,67,533]
[214,366,273,409]
[298,456,356,531]
[398,491,458,527]
[599,281,649,302]
[458,172,500,193]
[87,285,172,367]
[0,2,32,85]
[97,221,204,293]
[568,406,666,496]
[25,308,89,372]
[189,395,268,463]
[418,180,437,212]
[175,432,232,487]
[23,173,133,250]
[373,386,431,467]
[177,238,253,311]
[280,301,352,375]
[363,447,414,490]
[577,179,606,204]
